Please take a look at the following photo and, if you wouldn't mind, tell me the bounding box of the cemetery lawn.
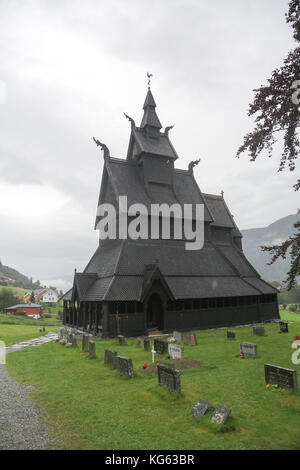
[0,314,60,346]
[5,311,300,450]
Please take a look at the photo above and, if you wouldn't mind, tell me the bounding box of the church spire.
[140,74,162,136]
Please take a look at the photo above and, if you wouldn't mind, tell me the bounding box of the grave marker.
[115,355,134,378]
[253,325,265,336]
[184,332,198,346]
[169,343,184,359]
[173,331,184,342]
[239,342,257,357]
[264,364,298,390]
[154,338,169,355]
[82,334,89,352]
[157,364,181,394]
[117,335,126,346]
[279,321,288,333]
[191,400,211,420]
[104,349,118,368]
[211,405,231,425]
[227,331,235,340]
[89,340,96,358]
[144,339,150,351]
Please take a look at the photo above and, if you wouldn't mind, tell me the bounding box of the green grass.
[0,314,61,346]
[5,311,300,450]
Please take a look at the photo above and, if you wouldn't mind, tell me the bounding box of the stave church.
[61,82,279,337]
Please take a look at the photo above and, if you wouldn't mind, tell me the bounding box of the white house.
[34,288,58,304]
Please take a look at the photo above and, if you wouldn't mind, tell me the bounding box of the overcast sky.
[0,0,298,291]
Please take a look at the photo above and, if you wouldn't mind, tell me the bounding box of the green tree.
[237,0,300,290]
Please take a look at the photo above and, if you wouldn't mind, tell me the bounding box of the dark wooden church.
[61,85,279,337]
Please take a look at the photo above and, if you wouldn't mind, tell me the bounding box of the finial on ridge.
[147,71,153,88]
[93,137,110,159]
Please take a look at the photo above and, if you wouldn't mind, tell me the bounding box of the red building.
[4,304,44,316]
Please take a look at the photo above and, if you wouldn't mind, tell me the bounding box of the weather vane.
[147,72,153,88]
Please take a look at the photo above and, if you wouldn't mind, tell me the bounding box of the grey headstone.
[104,349,118,368]
[191,400,211,420]
[239,342,257,357]
[89,340,96,358]
[211,405,231,425]
[253,325,265,336]
[168,343,184,359]
[144,339,150,351]
[136,337,142,347]
[118,335,126,346]
[227,331,235,339]
[184,332,198,345]
[82,334,89,352]
[264,363,298,390]
[115,355,134,378]
[173,331,184,342]
[279,321,288,333]
[157,364,181,394]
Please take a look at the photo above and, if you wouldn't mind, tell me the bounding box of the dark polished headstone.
[157,364,181,394]
[227,331,235,339]
[264,363,298,390]
[154,338,168,355]
[279,321,288,333]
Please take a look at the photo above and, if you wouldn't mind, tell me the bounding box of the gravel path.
[0,333,59,450]
[0,364,51,449]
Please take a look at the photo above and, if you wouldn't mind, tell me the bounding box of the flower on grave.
[266,383,271,388]
[143,362,149,369]
[240,353,244,358]
[295,335,300,340]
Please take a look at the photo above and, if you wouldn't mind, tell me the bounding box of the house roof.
[5,303,42,309]
[64,237,277,303]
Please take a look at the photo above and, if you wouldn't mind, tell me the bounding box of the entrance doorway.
[146,293,164,331]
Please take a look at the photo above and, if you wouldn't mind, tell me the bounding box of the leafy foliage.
[237,0,300,289]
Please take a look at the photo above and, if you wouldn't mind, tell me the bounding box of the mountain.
[0,261,41,289]
[241,213,299,283]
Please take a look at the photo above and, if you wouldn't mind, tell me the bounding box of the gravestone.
[68,334,76,347]
[173,331,184,342]
[154,338,169,355]
[118,335,126,346]
[227,331,235,340]
[144,339,150,351]
[279,321,288,333]
[211,405,231,425]
[169,343,184,359]
[264,364,298,390]
[89,340,96,358]
[157,364,181,394]
[104,349,118,368]
[115,355,134,378]
[82,334,89,352]
[58,326,66,340]
[239,342,257,357]
[253,325,265,336]
[184,332,198,346]
[191,400,211,420]
[136,337,142,347]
